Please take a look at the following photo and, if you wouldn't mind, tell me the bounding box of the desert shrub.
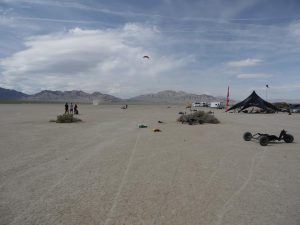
[50,114,82,123]
[177,111,220,125]
[202,114,220,124]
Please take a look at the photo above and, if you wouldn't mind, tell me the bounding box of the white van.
[192,102,208,107]
[192,102,201,107]
[210,102,224,109]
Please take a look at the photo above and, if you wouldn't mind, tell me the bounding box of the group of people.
[65,102,79,115]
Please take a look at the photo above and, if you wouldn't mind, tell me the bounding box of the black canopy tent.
[226,91,279,113]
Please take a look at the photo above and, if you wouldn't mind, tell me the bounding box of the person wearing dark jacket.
[74,104,78,115]
[65,102,69,114]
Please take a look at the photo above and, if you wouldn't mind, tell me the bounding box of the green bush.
[177,111,220,125]
[50,114,82,123]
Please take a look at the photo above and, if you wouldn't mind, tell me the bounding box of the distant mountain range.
[0,87,29,100]
[129,90,227,104]
[27,90,120,102]
[0,87,120,103]
[0,87,228,104]
[270,99,300,104]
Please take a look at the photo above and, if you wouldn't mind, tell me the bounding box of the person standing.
[65,102,69,114]
[74,104,78,115]
[70,102,74,114]
[288,104,292,115]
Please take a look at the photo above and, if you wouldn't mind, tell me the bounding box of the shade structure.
[226,91,279,113]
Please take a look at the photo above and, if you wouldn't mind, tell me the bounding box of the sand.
[0,104,299,225]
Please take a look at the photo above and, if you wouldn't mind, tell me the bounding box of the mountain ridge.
[129,90,227,104]
[0,87,228,103]
[26,90,121,102]
[0,87,29,100]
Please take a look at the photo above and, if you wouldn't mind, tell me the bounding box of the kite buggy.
[243,129,294,146]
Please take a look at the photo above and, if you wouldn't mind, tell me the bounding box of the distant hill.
[26,90,121,103]
[0,87,28,100]
[0,87,233,104]
[128,90,226,104]
[271,99,300,104]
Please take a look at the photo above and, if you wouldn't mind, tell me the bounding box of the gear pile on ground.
[177,111,220,125]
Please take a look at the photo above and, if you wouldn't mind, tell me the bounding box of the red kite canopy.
[143,55,150,59]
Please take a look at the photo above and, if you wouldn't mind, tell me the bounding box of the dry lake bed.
[0,104,300,225]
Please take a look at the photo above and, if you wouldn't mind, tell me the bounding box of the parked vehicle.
[290,104,300,113]
[292,108,300,113]
[192,102,208,107]
[210,102,224,109]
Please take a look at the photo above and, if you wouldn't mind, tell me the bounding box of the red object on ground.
[226,86,230,112]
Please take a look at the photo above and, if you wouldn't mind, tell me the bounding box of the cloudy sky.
[0,0,300,100]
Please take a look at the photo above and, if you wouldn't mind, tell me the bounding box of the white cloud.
[236,73,272,79]
[264,83,300,91]
[288,20,300,40]
[0,17,12,26]
[227,58,262,67]
[0,24,193,97]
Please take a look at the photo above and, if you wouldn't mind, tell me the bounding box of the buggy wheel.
[243,132,252,141]
[259,135,269,146]
[283,134,294,143]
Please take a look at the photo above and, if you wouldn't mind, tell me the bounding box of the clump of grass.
[177,111,220,125]
[50,114,82,123]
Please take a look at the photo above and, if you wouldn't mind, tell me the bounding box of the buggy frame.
[243,129,294,146]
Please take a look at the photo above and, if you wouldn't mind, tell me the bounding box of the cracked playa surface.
[0,104,300,225]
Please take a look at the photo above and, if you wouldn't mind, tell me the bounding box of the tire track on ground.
[215,150,265,225]
[103,130,141,225]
